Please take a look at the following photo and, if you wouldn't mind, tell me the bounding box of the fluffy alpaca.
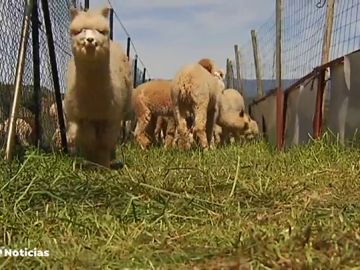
[171,58,225,150]
[64,7,132,168]
[0,118,35,147]
[153,116,176,146]
[215,88,259,144]
[132,79,176,149]
[244,118,259,139]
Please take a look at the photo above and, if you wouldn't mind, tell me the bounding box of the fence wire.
[331,0,360,59]
[237,0,360,99]
[282,0,326,87]
[0,0,80,149]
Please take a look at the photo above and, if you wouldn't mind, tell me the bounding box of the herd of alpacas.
[0,7,259,168]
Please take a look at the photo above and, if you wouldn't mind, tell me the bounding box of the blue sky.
[91,0,275,79]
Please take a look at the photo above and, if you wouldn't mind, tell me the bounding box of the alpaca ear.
[100,6,111,18]
[198,58,214,74]
[70,8,79,20]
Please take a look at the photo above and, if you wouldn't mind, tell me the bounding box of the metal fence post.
[109,8,114,41]
[133,54,138,88]
[41,0,68,153]
[275,0,284,150]
[5,0,34,161]
[32,0,41,147]
[126,37,131,60]
[142,67,146,83]
[84,0,89,10]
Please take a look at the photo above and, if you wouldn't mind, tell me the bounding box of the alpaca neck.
[74,55,111,84]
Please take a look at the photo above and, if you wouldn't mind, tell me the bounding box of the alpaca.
[64,6,132,168]
[171,58,225,150]
[0,118,35,147]
[132,79,176,149]
[215,88,259,144]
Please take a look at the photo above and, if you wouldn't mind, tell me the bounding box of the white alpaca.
[64,7,132,168]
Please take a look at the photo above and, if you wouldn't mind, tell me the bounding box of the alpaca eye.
[98,30,108,35]
[72,29,83,35]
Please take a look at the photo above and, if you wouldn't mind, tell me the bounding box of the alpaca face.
[69,7,110,61]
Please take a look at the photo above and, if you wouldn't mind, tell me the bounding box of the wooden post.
[225,58,234,89]
[321,0,335,65]
[275,0,284,150]
[5,0,33,161]
[314,0,335,138]
[234,44,244,94]
[251,30,264,98]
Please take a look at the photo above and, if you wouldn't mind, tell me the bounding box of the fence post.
[234,44,244,94]
[126,37,131,60]
[142,68,146,83]
[225,58,234,89]
[109,8,114,41]
[84,0,89,10]
[275,0,284,150]
[5,0,34,161]
[41,0,68,153]
[133,54,138,88]
[314,0,335,138]
[251,30,264,98]
[32,0,41,147]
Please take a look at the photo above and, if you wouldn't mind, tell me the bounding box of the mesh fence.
[0,0,80,149]
[111,8,149,86]
[331,0,360,59]
[237,0,360,99]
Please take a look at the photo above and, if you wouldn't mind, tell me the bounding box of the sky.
[91,0,275,79]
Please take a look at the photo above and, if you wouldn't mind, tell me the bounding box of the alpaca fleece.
[64,7,132,168]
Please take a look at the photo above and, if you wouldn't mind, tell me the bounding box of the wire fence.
[0,0,150,152]
[0,0,80,150]
[237,0,360,98]
[242,0,360,149]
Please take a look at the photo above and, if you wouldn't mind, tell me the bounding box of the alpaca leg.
[173,106,191,150]
[193,103,209,150]
[76,120,97,163]
[164,117,176,149]
[95,121,120,168]
[134,109,152,149]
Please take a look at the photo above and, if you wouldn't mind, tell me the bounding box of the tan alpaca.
[215,88,259,145]
[64,7,132,168]
[0,118,35,147]
[171,58,225,150]
[153,116,176,146]
[49,100,74,151]
[132,79,176,149]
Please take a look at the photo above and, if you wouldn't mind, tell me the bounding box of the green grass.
[1,137,360,269]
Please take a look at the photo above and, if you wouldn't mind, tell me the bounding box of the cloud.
[87,0,275,79]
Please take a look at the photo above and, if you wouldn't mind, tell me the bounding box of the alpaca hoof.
[110,160,124,170]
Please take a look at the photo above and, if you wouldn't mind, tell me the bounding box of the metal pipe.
[5,0,34,161]
[32,0,41,147]
[41,0,68,152]
[133,54,138,88]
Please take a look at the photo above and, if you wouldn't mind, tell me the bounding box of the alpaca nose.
[86,37,94,43]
